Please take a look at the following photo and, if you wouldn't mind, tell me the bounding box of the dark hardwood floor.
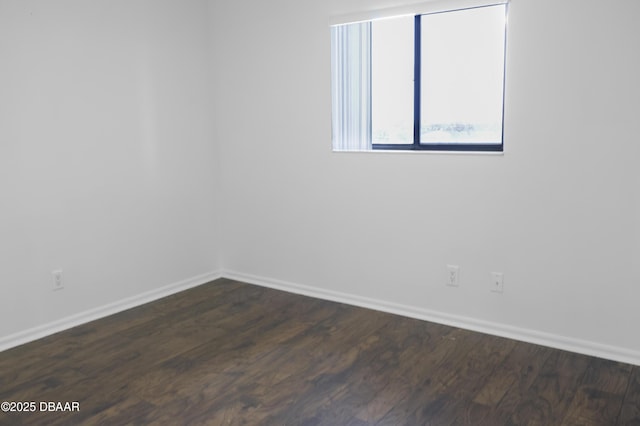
[1,278,638,425]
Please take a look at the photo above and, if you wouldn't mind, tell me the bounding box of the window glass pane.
[372,16,414,144]
[420,5,506,144]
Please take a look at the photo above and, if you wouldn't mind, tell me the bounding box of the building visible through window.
[331,4,507,152]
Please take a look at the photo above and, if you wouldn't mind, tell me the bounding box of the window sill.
[332,148,505,156]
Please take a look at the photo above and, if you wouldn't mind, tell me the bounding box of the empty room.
[1,0,639,424]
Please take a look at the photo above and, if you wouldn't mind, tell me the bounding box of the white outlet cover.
[52,270,64,291]
[446,265,460,287]
[491,272,504,293]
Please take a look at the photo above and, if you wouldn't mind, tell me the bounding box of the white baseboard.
[223,270,640,367]
[4,269,638,366]
[0,270,222,353]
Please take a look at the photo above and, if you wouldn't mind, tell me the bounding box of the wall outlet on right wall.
[446,264,460,287]
[491,272,504,293]
[52,269,64,291]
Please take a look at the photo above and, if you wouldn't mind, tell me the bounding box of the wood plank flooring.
[0,278,638,425]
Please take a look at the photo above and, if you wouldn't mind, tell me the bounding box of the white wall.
[0,0,219,343]
[2,0,639,364]
[217,0,640,362]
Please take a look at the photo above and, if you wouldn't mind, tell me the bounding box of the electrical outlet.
[446,265,460,287]
[491,272,504,293]
[52,270,64,291]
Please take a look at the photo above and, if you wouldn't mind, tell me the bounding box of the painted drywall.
[2,0,639,362]
[217,0,640,358]
[0,0,219,341]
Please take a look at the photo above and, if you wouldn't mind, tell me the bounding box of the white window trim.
[330,0,509,26]
[331,1,509,153]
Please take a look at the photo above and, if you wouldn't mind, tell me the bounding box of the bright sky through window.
[421,6,506,144]
[331,4,507,151]
[372,16,414,144]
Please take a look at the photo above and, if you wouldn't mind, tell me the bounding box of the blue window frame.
[331,4,508,152]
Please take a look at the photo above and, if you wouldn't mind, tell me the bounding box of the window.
[331,3,508,152]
